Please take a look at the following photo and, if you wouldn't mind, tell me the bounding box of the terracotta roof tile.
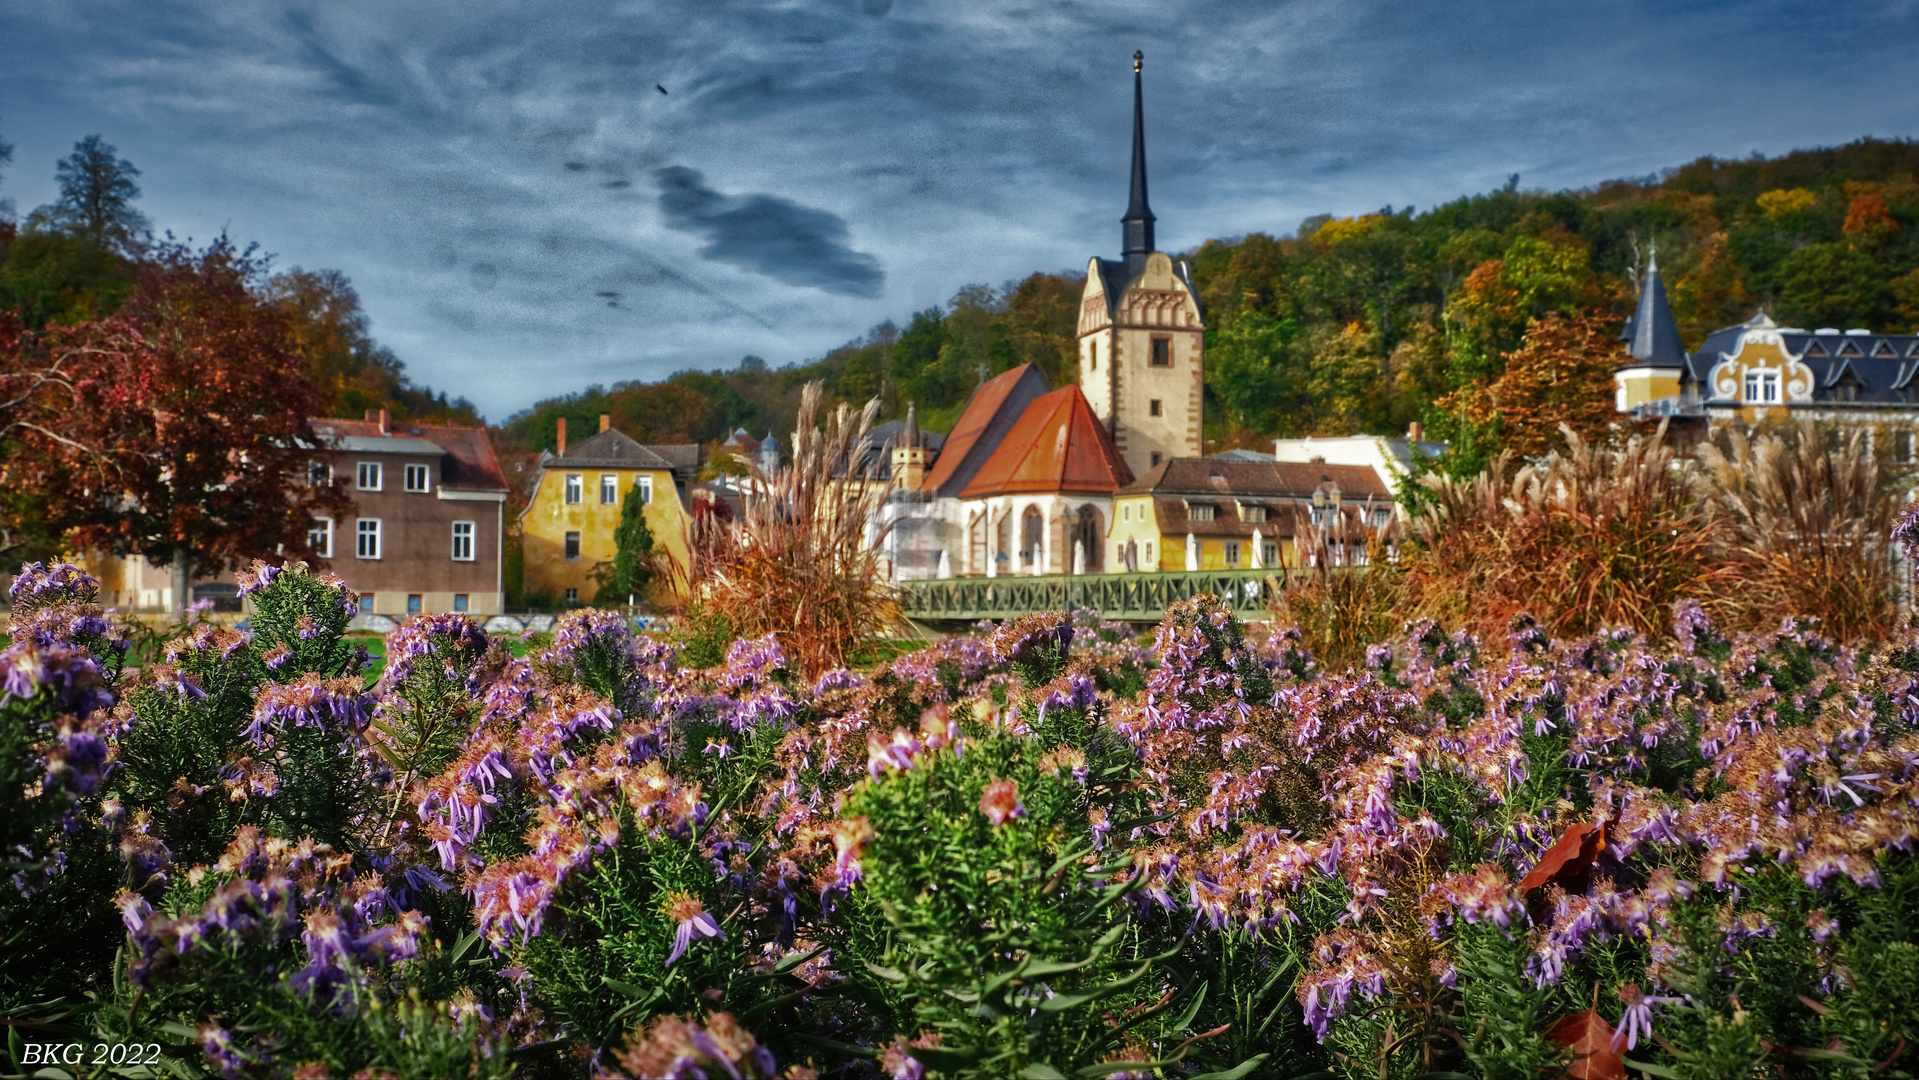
[958,385,1133,497]
[922,364,1051,496]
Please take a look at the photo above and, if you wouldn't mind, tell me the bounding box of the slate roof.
[922,364,1053,498]
[1680,313,1919,405]
[958,385,1133,498]
[847,418,948,480]
[1622,260,1686,366]
[309,418,508,492]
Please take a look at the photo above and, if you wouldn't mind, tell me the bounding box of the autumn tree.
[267,268,480,424]
[1441,311,1624,459]
[24,136,149,254]
[13,238,347,610]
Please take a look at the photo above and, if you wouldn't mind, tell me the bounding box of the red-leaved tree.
[4,237,345,608]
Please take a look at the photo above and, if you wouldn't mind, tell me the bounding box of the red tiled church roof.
[959,385,1133,497]
[921,364,1051,496]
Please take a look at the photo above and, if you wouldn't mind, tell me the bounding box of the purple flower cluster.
[121,827,425,1001]
[377,612,491,694]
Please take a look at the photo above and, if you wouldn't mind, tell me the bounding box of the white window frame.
[638,476,653,505]
[451,520,476,562]
[404,463,431,493]
[309,517,334,559]
[356,518,382,560]
[357,461,383,491]
[600,474,618,505]
[1224,541,1241,567]
[564,474,583,504]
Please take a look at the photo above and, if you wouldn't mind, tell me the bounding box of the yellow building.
[520,419,698,607]
[1108,458,1393,573]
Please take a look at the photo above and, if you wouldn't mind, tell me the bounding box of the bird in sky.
[595,290,622,307]
[656,84,669,95]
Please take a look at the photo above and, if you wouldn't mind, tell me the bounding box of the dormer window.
[1745,370,1780,403]
[1241,505,1268,524]
[1186,503,1215,522]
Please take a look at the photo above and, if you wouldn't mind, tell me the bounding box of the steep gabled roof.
[548,428,694,471]
[958,385,1133,497]
[922,364,1052,497]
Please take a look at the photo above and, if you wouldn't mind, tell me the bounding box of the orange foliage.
[1843,192,1899,245]
[1440,311,1622,459]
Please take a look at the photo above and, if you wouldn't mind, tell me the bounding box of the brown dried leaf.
[1546,1007,1627,1080]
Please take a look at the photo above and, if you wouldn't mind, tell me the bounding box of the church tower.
[1076,51,1205,478]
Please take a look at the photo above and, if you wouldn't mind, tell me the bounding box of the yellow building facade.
[1106,459,1392,574]
[520,426,696,607]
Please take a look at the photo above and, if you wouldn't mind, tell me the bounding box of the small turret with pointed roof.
[891,401,930,493]
[1627,245,1686,367]
[1121,50,1156,278]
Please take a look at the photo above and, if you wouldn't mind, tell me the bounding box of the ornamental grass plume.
[1401,422,1731,641]
[688,380,899,679]
[1699,421,1902,642]
[1271,499,1404,672]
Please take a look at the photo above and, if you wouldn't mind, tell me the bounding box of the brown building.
[309,411,510,617]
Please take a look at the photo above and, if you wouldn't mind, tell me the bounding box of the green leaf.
[1188,1054,1270,1080]
[787,1033,880,1059]
[1019,1064,1069,1080]
[1620,1059,1684,1079]
[864,961,907,983]
[1036,961,1152,1012]
[600,975,655,999]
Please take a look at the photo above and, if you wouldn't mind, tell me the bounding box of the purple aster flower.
[665,893,724,965]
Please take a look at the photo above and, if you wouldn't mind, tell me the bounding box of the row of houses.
[92,409,701,618]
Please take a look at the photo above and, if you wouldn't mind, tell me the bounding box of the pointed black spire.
[1121,50,1156,278]
[1629,245,1685,366]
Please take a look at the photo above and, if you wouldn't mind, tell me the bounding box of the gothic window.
[1150,337,1171,367]
[1021,508,1044,563]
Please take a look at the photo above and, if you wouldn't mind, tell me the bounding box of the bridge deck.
[896,567,1305,623]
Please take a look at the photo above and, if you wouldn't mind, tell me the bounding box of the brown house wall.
[321,451,503,605]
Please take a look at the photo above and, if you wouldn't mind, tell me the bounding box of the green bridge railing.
[897,567,1300,623]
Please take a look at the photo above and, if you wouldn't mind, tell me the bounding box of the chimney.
[378,408,390,436]
[1407,421,1423,443]
[557,417,568,457]
[599,414,611,434]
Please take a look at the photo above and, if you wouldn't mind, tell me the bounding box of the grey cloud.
[655,165,884,298]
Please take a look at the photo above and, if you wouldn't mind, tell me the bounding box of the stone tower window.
[1150,337,1171,367]
[1149,399,1162,417]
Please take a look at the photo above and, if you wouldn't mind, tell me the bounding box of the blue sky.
[3,0,1916,420]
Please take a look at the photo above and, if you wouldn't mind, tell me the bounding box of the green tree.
[593,481,657,607]
[1776,241,1892,329]
[25,135,149,253]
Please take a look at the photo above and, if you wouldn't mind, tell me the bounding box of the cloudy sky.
[3,0,1916,420]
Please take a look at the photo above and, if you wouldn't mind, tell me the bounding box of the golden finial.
[1134,50,1143,72]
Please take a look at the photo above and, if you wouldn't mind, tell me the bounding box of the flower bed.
[3,558,1917,1079]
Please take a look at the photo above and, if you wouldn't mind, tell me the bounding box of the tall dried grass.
[688,382,900,677]
[1396,420,1909,646]
[1271,504,1405,671]
[1400,422,1732,641]
[1700,422,1902,643]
